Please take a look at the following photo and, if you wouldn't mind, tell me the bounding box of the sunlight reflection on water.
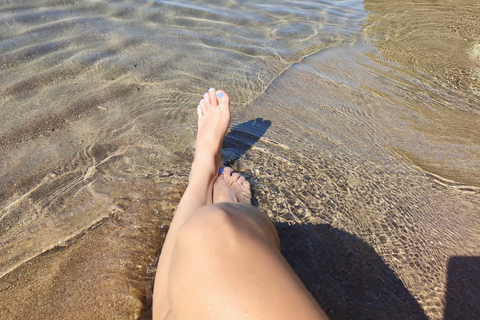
[0,0,479,319]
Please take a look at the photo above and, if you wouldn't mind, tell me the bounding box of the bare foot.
[213,167,252,204]
[192,88,231,204]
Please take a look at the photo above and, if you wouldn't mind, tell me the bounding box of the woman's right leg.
[167,170,329,320]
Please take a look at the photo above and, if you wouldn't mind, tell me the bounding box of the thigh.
[168,204,328,320]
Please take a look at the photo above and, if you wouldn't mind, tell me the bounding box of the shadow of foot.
[222,118,271,166]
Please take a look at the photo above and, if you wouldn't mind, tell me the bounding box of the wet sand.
[1,0,480,319]
[233,44,480,318]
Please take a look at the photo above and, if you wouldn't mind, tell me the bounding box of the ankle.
[190,159,217,181]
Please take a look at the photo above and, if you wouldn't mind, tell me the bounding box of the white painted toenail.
[209,88,215,92]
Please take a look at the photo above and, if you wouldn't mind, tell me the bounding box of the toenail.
[216,92,223,98]
[219,168,224,174]
[200,99,203,103]
[204,93,208,98]
[197,104,200,108]
[209,88,215,92]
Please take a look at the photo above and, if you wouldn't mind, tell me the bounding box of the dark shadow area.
[444,256,480,320]
[275,222,429,320]
[222,118,271,166]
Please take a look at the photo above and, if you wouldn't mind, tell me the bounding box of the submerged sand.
[1,0,479,319]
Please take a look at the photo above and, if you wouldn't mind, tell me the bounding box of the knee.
[177,204,240,246]
[176,203,279,250]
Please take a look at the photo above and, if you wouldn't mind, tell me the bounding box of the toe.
[197,104,202,118]
[215,90,229,110]
[208,88,219,110]
[203,92,210,111]
[222,167,233,178]
[231,172,241,183]
[214,173,225,186]
[237,175,246,184]
[199,98,206,116]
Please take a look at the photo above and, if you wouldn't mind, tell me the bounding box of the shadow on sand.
[222,118,272,166]
[169,118,476,319]
[444,256,480,320]
[275,222,429,319]
[223,119,428,318]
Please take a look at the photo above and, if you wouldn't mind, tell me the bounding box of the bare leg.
[167,172,329,319]
[152,88,230,320]
[153,88,328,320]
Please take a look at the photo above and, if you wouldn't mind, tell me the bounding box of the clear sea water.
[1,0,479,319]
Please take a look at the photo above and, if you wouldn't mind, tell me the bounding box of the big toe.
[230,172,242,185]
[222,166,233,178]
[215,90,230,110]
[214,172,225,186]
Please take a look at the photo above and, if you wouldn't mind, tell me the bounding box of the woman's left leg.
[152,88,231,320]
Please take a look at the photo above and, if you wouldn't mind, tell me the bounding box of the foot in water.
[213,167,252,204]
[192,87,231,204]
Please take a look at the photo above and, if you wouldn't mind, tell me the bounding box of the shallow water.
[0,0,479,319]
